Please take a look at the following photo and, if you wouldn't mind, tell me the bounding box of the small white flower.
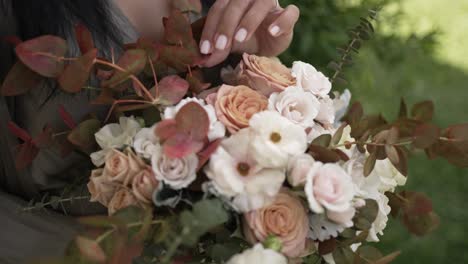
[151,149,198,190]
[309,213,345,242]
[133,125,160,159]
[91,116,141,166]
[268,86,320,129]
[305,163,355,224]
[163,97,226,141]
[291,61,332,97]
[204,129,285,212]
[227,244,287,264]
[249,111,308,168]
[316,96,335,126]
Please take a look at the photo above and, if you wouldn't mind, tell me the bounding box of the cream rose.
[87,169,116,206]
[132,166,161,204]
[291,61,332,97]
[316,96,335,126]
[207,85,268,134]
[227,244,287,264]
[152,149,198,190]
[243,189,309,258]
[237,53,295,96]
[268,86,321,129]
[108,188,139,215]
[287,154,317,187]
[305,163,355,226]
[103,149,130,183]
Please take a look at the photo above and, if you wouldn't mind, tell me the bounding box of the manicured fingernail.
[269,25,281,36]
[215,35,228,50]
[235,28,248,42]
[200,40,211,54]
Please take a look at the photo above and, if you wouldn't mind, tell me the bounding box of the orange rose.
[108,188,139,215]
[87,169,117,206]
[237,53,295,96]
[207,84,268,133]
[243,189,309,258]
[132,166,160,204]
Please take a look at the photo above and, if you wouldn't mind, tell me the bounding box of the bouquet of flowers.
[2,3,467,264]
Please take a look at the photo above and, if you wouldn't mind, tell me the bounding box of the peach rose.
[207,84,268,133]
[237,53,295,96]
[108,188,139,215]
[104,149,146,186]
[243,189,309,258]
[87,169,117,206]
[132,166,160,204]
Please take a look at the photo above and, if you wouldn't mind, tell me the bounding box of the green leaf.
[364,152,377,177]
[332,246,354,264]
[332,123,347,146]
[411,101,434,122]
[67,118,101,152]
[102,49,147,89]
[1,61,43,96]
[356,246,383,262]
[353,199,379,231]
[312,134,332,147]
[374,251,401,264]
[15,35,68,77]
[413,123,440,149]
[398,98,408,118]
[385,145,400,165]
[58,48,97,93]
[206,243,244,262]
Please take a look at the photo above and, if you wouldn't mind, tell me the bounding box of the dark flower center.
[237,162,250,176]
[270,132,282,143]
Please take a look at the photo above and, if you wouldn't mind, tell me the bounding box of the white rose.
[370,159,407,193]
[163,97,226,141]
[316,96,335,126]
[305,163,355,225]
[151,149,198,190]
[287,154,315,187]
[205,129,285,212]
[133,125,160,159]
[227,244,287,264]
[291,61,332,97]
[91,116,141,166]
[268,86,320,129]
[249,111,308,168]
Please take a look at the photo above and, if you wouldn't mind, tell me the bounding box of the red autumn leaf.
[75,236,107,263]
[75,24,95,54]
[15,35,67,77]
[58,105,77,129]
[102,49,147,88]
[158,45,199,71]
[172,0,203,13]
[155,119,178,142]
[157,75,189,106]
[318,238,337,255]
[413,123,440,149]
[8,121,32,142]
[15,140,39,170]
[163,9,194,45]
[164,132,204,159]
[175,102,209,141]
[444,123,468,141]
[58,48,97,93]
[1,61,43,96]
[197,139,222,170]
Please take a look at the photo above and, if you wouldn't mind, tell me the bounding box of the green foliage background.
[280,0,468,263]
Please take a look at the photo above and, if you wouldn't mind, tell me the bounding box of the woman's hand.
[199,0,300,67]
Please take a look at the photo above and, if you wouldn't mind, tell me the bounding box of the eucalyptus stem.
[22,195,91,211]
[95,220,164,244]
[161,226,190,264]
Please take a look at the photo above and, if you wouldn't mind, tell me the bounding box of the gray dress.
[0,2,139,263]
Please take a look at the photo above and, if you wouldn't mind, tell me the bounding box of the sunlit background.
[280,0,468,263]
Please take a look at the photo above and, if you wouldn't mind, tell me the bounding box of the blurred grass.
[280,0,468,263]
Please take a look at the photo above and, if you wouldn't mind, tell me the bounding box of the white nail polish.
[269,25,281,36]
[200,40,211,54]
[235,28,248,42]
[215,35,228,50]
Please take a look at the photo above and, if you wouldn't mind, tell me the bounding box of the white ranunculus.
[91,116,141,166]
[227,244,287,264]
[291,61,332,97]
[133,125,160,159]
[163,97,226,141]
[249,111,308,168]
[268,86,320,129]
[204,129,285,212]
[305,163,355,225]
[316,96,335,126]
[151,149,198,190]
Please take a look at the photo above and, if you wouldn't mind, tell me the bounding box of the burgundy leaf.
[413,123,440,149]
[58,105,77,129]
[58,48,97,93]
[75,24,95,54]
[163,133,204,159]
[197,139,222,170]
[157,75,189,106]
[15,35,67,77]
[1,61,43,96]
[8,121,32,142]
[15,140,39,170]
[175,102,209,141]
[155,119,178,142]
[163,9,194,45]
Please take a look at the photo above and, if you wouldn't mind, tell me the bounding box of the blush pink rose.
[236,53,296,96]
[132,166,160,204]
[87,169,117,206]
[108,188,139,215]
[207,84,268,133]
[243,189,309,258]
[103,149,147,186]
